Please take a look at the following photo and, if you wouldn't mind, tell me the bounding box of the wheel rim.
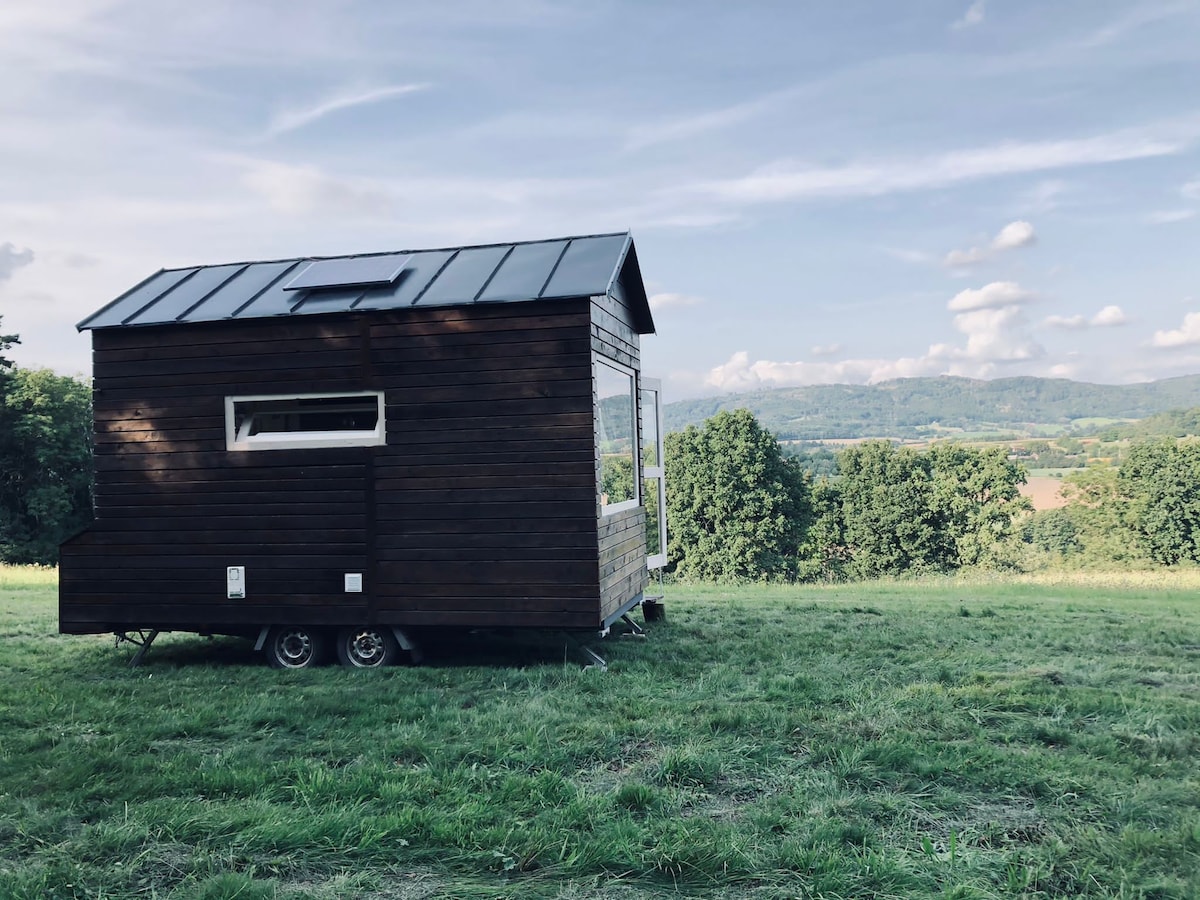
[274,628,315,667]
[346,629,387,667]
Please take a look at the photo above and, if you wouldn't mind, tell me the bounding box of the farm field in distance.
[2,567,1199,899]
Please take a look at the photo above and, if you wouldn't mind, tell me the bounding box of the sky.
[1,0,1198,400]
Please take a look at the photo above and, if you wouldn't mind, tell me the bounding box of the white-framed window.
[225,391,385,451]
[595,355,639,516]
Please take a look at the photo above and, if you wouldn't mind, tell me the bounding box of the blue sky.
[1,0,1198,399]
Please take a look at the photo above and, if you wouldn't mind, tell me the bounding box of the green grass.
[3,568,1199,898]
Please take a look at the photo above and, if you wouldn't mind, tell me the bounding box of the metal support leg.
[128,630,160,668]
[578,645,608,671]
[619,613,646,638]
[564,633,608,671]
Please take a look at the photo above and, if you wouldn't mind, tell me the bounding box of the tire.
[336,626,400,669]
[265,625,328,669]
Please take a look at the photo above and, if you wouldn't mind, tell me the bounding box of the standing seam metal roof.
[79,231,654,334]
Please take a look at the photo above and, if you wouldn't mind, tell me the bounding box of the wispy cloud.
[0,242,34,282]
[690,122,1197,205]
[1145,209,1197,224]
[624,85,804,152]
[951,1,986,30]
[945,220,1037,269]
[266,83,430,137]
[1076,2,1195,49]
[1043,305,1128,329]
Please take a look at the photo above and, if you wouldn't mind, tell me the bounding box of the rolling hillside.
[664,374,1200,440]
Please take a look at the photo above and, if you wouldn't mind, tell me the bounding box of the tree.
[831,441,950,579]
[0,315,17,407]
[0,315,17,368]
[817,441,1030,579]
[665,409,812,581]
[1058,463,1147,567]
[1119,439,1200,564]
[0,367,94,564]
[926,444,1030,568]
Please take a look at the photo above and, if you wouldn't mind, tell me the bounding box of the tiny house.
[59,232,667,667]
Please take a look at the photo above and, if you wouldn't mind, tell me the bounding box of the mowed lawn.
[2,568,1198,899]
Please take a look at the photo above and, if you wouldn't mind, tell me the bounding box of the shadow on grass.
[114,619,651,671]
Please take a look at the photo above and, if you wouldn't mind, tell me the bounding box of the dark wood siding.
[61,318,373,633]
[61,300,620,634]
[367,303,601,629]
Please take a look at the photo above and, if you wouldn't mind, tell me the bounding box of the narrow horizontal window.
[225,392,385,451]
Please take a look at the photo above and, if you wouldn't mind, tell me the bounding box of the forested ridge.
[666,374,1200,440]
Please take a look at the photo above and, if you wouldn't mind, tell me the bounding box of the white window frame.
[641,378,668,569]
[595,354,640,517]
[225,391,385,452]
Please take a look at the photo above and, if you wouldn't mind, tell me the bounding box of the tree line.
[665,409,1200,582]
[0,317,93,564]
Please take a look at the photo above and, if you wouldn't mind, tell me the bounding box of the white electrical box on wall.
[344,573,363,593]
[227,566,246,599]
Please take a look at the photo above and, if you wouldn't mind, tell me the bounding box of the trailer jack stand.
[115,630,160,668]
[563,633,607,671]
[619,613,646,638]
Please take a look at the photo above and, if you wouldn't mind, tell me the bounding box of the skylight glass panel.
[283,254,409,291]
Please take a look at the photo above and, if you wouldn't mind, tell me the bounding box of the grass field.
[2,567,1198,899]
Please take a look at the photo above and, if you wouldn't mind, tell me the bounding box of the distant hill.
[664,375,1200,441]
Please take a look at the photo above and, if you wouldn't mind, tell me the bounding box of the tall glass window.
[596,357,638,514]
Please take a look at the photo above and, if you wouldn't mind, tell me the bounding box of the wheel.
[265,625,328,669]
[336,626,400,668]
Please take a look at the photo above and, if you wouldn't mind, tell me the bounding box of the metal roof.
[79,231,654,334]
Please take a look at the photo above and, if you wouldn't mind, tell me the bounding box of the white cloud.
[952,305,1043,363]
[944,220,1036,269]
[703,280,1044,391]
[947,281,1034,312]
[1092,305,1128,326]
[265,83,430,137]
[704,350,944,391]
[0,242,34,281]
[1042,305,1128,329]
[1152,312,1200,348]
[1183,179,1200,200]
[693,124,1194,205]
[992,220,1037,250]
[952,1,986,30]
[649,292,703,311]
[944,246,990,268]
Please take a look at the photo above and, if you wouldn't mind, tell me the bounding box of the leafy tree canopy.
[665,409,812,582]
[0,367,94,564]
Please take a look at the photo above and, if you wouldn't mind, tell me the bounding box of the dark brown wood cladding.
[62,294,653,637]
